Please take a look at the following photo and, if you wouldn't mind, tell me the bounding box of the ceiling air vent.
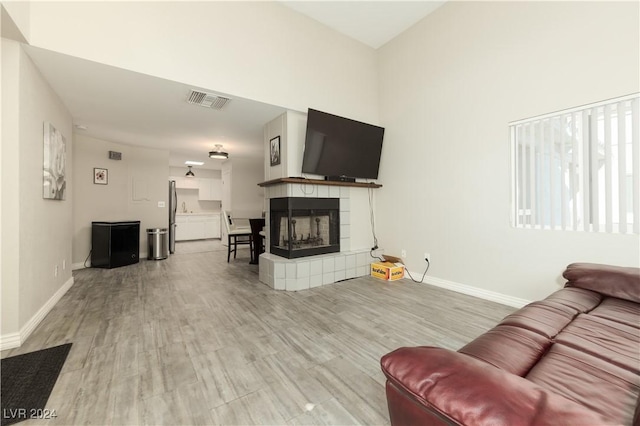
[186,90,231,110]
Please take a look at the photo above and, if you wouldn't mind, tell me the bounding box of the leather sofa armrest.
[563,263,640,303]
[381,347,607,426]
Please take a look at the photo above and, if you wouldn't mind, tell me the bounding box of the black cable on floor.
[83,250,92,268]
[369,250,384,262]
[405,259,430,283]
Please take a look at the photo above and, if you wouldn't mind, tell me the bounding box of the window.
[510,94,639,234]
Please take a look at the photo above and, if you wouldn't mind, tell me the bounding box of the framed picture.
[43,122,67,200]
[94,168,108,185]
[270,136,281,166]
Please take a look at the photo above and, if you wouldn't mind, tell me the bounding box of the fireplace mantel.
[258,177,382,189]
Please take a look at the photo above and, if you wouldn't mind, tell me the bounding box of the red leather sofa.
[381,263,640,425]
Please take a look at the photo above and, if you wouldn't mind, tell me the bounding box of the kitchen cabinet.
[175,214,220,241]
[175,216,201,241]
[198,178,222,201]
[204,215,221,238]
[171,176,199,189]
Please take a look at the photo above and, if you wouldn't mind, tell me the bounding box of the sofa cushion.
[543,287,602,312]
[459,325,552,376]
[526,343,640,425]
[555,314,640,374]
[589,297,640,329]
[564,263,640,303]
[497,301,578,339]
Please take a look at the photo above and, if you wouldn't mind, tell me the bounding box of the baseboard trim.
[20,276,75,342]
[0,276,75,351]
[408,272,530,308]
[0,333,21,351]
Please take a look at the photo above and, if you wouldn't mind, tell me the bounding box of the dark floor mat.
[1,343,72,426]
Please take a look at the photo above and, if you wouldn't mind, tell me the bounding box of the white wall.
[1,2,29,42]
[1,39,21,338]
[231,157,266,219]
[72,134,169,265]
[27,1,379,123]
[1,39,73,344]
[377,1,640,302]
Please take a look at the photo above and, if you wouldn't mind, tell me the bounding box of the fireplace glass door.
[270,197,340,259]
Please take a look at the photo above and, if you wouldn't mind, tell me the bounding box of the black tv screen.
[301,109,384,180]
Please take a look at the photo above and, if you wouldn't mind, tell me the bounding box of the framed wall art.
[94,168,108,185]
[43,122,67,200]
[270,136,281,167]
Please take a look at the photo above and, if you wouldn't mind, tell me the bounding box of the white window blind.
[510,94,639,234]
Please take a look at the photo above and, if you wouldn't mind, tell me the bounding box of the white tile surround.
[259,183,371,291]
[259,250,372,291]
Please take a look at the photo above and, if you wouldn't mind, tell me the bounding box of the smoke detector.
[186,90,231,110]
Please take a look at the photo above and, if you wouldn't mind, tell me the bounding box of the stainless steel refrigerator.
[169,180,177,254]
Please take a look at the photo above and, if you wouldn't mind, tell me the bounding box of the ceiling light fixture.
[209,144,229,160]
[185,161,204,166]
[185,165,195,178]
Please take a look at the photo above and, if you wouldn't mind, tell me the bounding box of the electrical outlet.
[63,259,66,270]
[401,249,407,258]
[424,253,431,263]
[54,265,58,277]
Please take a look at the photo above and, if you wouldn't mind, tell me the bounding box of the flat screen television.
[301,109,384,180]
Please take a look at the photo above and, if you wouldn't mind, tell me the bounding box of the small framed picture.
[270,136,281,166]
[94,168,108,185]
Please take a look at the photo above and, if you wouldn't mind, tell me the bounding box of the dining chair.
[249,218,266,265]
[222,211,252,262]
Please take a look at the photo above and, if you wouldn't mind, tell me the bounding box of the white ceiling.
[23,2,445,171]
[281,1,446,49]
[25,46,286,170]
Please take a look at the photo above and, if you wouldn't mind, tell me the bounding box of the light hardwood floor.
[3,243,515,425]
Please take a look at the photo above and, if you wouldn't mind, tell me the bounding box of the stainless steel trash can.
[147,228,168,260]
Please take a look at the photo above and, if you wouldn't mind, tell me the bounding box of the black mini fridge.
[91,221,140,268]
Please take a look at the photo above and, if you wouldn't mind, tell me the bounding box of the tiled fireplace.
[259,181,372,291]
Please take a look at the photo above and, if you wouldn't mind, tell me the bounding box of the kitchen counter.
[175,213,221,240]
[176,212,220,216]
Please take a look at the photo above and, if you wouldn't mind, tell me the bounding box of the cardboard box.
[371,262,405,281]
